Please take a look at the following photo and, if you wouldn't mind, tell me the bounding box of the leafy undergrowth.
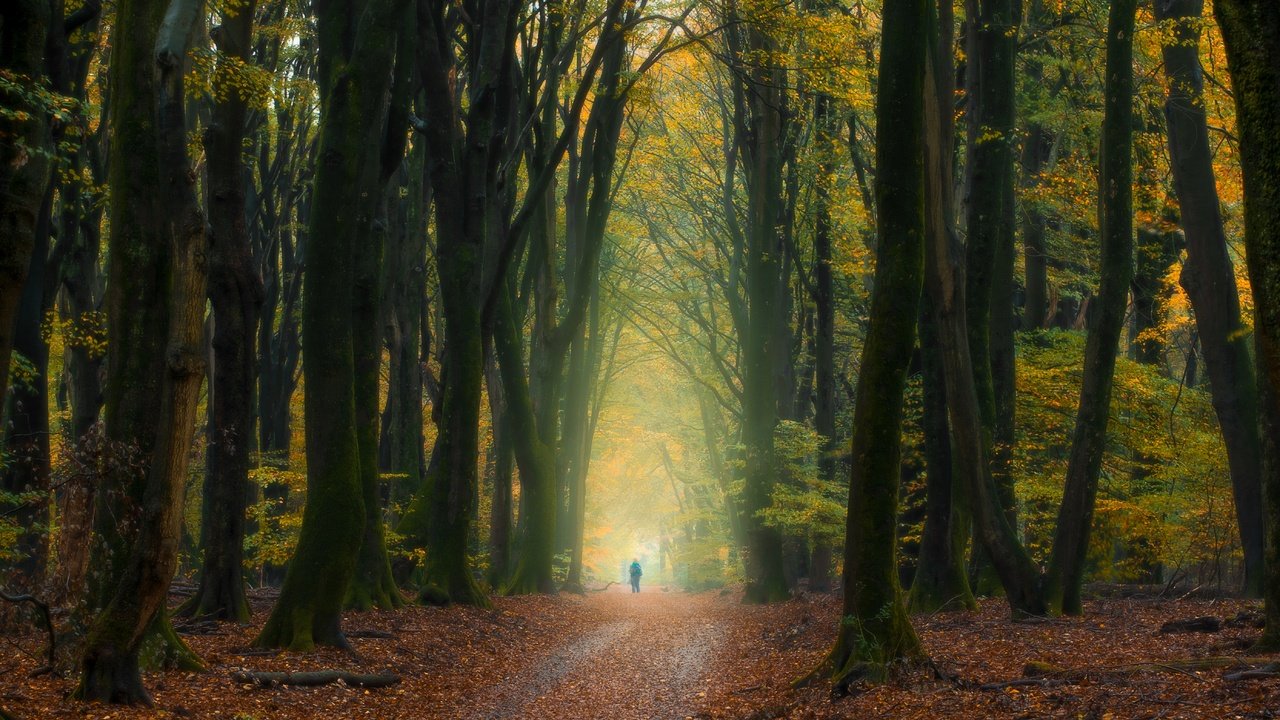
[1,589,1277,718]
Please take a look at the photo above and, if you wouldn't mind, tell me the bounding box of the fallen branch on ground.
[346,629,395,639]
[230,670,401,688]
[978,657,1278,691]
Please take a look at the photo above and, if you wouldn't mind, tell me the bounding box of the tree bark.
[734,15,790,605]
[1044,0,1138,616]
[256,0,405,648]
[1157,0,1264,597]
[911,0,975,614]
[963,0,1022,595]
[75,0,209,700]
[182,0,261,623]
[826,0,927,684]
[1210,0,1280,648]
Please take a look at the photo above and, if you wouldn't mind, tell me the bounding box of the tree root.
[230,670,401,688]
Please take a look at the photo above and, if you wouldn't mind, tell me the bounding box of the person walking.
[628,559,643,593]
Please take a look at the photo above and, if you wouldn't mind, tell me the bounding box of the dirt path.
[466,589,725,720]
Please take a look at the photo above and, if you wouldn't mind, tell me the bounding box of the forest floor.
[2,585,1279,718]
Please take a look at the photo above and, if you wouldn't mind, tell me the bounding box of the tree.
[399,0,517,606]
[963,0,1022,593]
[1044,0,1138,616]
[75,0,209,700]
[724,1,792,604]
[911,0,976,614]
[182,0,261,623]
[823,0,926,685]
[1156,0,1264,597]
[255,0,405,649]
[1211,0,1280,648]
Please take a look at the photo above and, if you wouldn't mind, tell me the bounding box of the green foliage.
[760,420,845,543]
[1013,330,1236,583]
[244,457,307,569]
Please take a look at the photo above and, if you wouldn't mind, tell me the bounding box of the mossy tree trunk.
[397,0,515,606]
[485,348,514,587]
[1044,0,1137,616]
[1211,0,1280,648]
[75,0,209,700]
[183,0,260,624]
[1158,0,1264,597]
[255,0,405,649]
[911,0,975,614]
[726,12,790,605]
[825,0,927,685]
[963,0,1022,596]
[346,17,413,613]
[84,0,200,674]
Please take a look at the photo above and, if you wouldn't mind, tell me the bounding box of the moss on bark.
[825,0,927,683]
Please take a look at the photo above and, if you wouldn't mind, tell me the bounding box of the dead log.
[230,670,401,688]
[1159,616,1221,634]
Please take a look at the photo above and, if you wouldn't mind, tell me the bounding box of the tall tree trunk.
[825,0,927,685]
[1210,0,1280,648]
[379,137,429,509]
[346,20,412,612]
[398,0,515,606]
[84,0,200,675]
[182,0,260,623]
[911,0,976,614]
[809,89,837,594]
[1157,0,1264,597]
[1044,0,1138,616]
[255,0,404,649]
[75,0,209,700]
[736,20,790,605]
[963,0,1022,594]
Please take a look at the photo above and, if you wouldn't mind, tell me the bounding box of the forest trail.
[467,589,724,720]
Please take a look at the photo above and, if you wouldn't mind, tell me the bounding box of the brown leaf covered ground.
[2,588,1278,719]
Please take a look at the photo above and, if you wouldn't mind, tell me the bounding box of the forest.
[2,0,1280,717]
